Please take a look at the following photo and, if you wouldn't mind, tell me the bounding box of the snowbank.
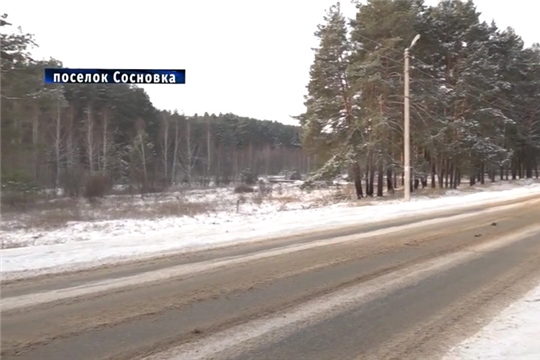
[443,283,540,359]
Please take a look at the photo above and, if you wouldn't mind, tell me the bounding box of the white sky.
[3,0,539,125]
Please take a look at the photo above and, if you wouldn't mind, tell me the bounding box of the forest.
[298,0,540,198]
[2,0,540,202]
[1,14,306,197]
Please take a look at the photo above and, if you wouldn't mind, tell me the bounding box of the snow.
[443,283,540,360]
[1,179,540,279]
[2,180,540,358]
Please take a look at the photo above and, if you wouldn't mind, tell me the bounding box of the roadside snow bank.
[443,282,540,359]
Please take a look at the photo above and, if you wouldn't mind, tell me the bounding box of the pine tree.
[349,0,422,195]
[414,0,504,187]
[297,3,364,196]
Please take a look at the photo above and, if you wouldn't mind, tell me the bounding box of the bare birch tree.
[159,112,171,184]
[178,115,199,185]
[100,107,114,176]
[85,104,96,174]
[206,118,212,184]
[53,96,69,190]
[171,111,181,185]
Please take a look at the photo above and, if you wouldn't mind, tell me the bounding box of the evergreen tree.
[296,0,540,195]
[349,0,422,195]
[297,3,365,196]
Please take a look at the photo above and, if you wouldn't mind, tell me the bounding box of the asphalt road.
[2,194,540,360]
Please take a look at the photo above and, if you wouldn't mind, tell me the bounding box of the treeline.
[298,0,540,198]
[1,14,308,196]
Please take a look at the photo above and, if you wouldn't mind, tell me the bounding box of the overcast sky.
[4,0,539,125]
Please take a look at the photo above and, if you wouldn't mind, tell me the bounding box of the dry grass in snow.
[0,182,356,249]
[1,178,539,251]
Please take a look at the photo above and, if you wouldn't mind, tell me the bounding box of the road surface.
[2,194,540,360]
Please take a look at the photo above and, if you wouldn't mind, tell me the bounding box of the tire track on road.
[140,224,540,360]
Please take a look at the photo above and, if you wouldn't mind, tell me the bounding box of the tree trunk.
[526,146,533,178]
[368,155,375,197]
[67,106,75,170]
[446,160,454,189]
[162,114,169,183]
[386,167,394,195]
[233,148,239,184]
[32,103,39,181]
[86,105,95,174]
[352,162,363,199]
[172,118,179,184]
[216,145,222,185]
[55,100,62,190]
[206,119,212,185]
[186,119,192,184]
[453,168,460,189]
[480,162,485,184]
[438,159,444,189]
[365,159,371,197]
[102,109,109,176]
[518,150,523,179]
[140,134,148,185]
[377,161,384,197]
[431,160,436,188]
[445,160,450,188]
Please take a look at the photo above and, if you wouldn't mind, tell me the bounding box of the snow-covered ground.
[443,283,540,360]
[1,179,540,358]
[1,179,540,279]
